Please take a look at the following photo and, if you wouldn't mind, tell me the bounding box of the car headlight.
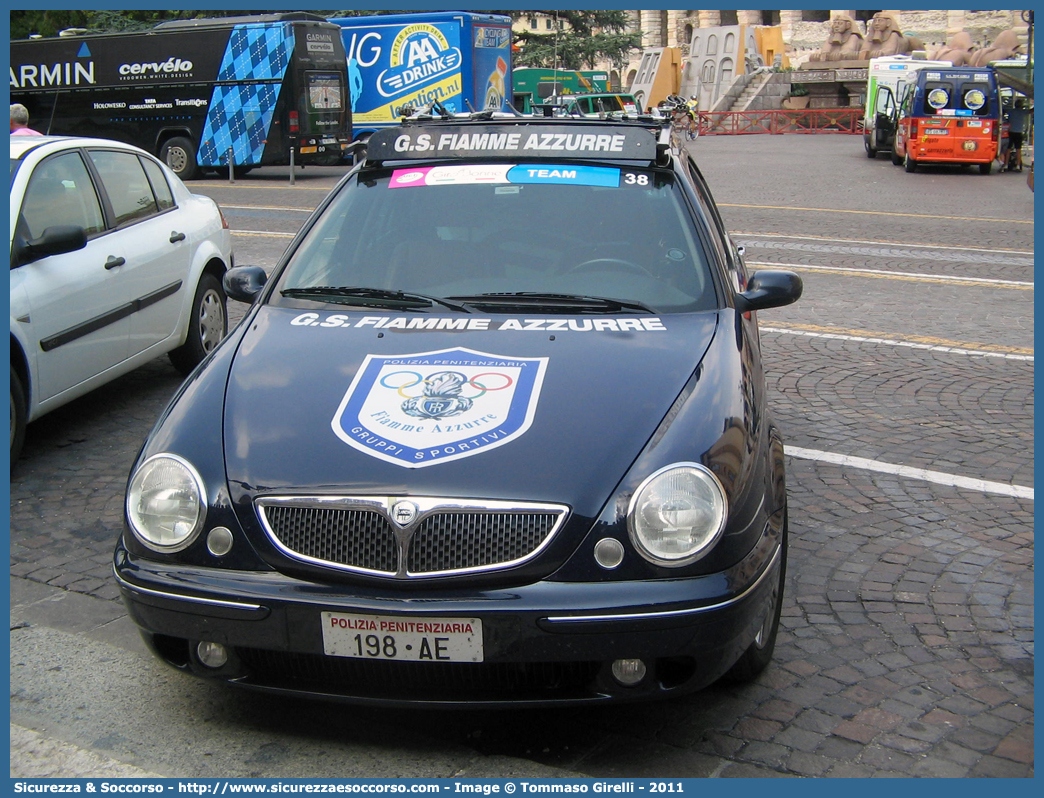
[126,454,206,552]
[628,463,727,566]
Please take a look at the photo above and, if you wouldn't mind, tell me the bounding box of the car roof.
[10,135,150,162]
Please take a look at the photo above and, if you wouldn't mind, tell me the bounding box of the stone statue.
[930,32,976,66]
[809,14,864,62]
[859,12,923,60]
[969,29,1023,67]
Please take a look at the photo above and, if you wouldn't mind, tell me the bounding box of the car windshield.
[273,163,718,313]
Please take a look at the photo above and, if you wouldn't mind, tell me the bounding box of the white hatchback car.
[10,136,233,462]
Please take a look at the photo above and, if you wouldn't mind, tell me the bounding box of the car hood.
[223,307,719,519]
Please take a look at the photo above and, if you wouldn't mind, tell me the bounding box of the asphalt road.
[9,133,1034,778]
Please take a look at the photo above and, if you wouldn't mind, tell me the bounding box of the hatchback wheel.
[170,273,227,375]
[904,152,917,172]
[10,366,27,465]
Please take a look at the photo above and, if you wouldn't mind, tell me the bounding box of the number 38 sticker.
[624,172,650,185]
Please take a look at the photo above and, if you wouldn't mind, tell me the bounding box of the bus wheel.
[161,137,199,181]
[904,152,917,173]
[979,161,993,175]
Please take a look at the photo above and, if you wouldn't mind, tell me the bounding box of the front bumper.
[114,522,783,707]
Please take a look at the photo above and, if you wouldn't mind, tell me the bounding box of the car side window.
[139,156,176,211]
[88,150,160,226]
[684,156,751,293]
[20,152,106,240]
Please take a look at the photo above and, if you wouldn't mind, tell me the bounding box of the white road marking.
[734,231,1033,256]
[748,260,1033,287]
[761,326,1034,362]
[786,446,1033,500]
[231,229,296,238]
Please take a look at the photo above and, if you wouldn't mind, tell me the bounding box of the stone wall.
[619,10,1031,92]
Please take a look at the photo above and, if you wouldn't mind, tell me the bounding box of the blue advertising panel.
[331,12,512,135]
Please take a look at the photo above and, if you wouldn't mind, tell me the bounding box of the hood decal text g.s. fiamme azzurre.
[331,348,548,468]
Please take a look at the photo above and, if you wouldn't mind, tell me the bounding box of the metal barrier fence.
[696,108,862,135]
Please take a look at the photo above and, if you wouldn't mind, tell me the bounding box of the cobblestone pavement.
[9,134,1033,777]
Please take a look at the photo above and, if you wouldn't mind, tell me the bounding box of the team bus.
[512,68,611,112]
[891,66,1001,174]
[10,13,352,179]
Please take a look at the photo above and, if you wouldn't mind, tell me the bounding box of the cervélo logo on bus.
[119,56,194,78]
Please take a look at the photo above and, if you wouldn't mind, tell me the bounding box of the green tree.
[11,8,643,71]
[504,10,641,70]
[10,10,299,39]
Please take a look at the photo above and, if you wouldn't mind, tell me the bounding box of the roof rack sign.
[367,123,658,162]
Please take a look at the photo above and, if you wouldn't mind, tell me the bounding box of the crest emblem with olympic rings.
[331,348,548,468]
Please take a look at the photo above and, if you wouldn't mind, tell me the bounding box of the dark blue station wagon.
[114,114,802,706]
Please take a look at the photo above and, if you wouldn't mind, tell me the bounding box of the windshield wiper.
[447,292,656,314]
[281,287,470,312]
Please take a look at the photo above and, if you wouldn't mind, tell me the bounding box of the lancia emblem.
[391,500,419,528]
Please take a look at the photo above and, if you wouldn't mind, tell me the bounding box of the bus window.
[961,84,990,115]
[923,81,992,116]
[307,72,344,112]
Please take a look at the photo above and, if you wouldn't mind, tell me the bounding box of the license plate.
[925,128,949,135]
[321,612,483,662]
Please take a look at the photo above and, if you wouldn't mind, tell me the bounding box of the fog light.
[593,538,625,569]
[207,526,234,556]
[611,658,647,686]
[196,641,228,669]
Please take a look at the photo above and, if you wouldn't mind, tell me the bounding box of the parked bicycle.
[658,94,700,147]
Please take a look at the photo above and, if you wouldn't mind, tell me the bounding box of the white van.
[863,55,951,158]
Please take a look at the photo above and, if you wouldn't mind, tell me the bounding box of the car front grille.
[256,496,568,579]
[237,647,601,701]
[261,505,398,573]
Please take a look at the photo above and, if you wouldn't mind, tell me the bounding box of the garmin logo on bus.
[119,57,193,76]
[10,62,95,88]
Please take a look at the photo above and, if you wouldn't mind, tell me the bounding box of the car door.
[12,149,132,406]
[86,148,189,356]
[873,85,897,148]
[894,86,914,157]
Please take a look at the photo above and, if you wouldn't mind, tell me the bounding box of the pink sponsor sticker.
[390,168,432,188]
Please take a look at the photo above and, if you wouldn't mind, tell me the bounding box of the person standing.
[10,104,43,136]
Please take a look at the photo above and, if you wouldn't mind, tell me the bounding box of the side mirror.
[735,270,803,313]
[223,265,268,303]
[12,225,87,267]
